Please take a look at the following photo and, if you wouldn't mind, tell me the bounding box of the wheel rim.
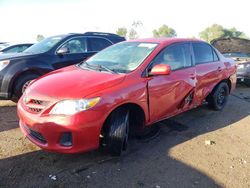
[217,87,226,106]
[22,80,32,93]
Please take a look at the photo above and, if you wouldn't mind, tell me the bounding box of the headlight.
[0,60,10,71]
[50,97,100,115]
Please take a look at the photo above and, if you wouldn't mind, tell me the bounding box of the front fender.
[87,77,149,127]
[2,60,54,99]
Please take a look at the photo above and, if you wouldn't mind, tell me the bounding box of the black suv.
[0,32,125,101]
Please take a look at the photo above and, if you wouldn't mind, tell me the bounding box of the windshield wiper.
[97,64,117,74]
[82,62,117,74]
[79,60,86,65]
[79,61,96,70]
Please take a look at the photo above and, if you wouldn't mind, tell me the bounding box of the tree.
[116,20,143,39]
[128,28,138,39]
[199,24,225,42]
[224,27,248,39]
[128,20,143,39]
[132,20,143,28]
[36,34,45,42]
[153,25,177,38]
[116,27,128,37]
[199,24,249,42]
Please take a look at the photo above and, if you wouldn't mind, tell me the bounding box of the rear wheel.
[105,108,130,156]
[12,74,38,102]
[207,82,229,111]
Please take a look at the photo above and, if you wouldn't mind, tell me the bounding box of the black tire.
[12,74,38,102]
[207,82,229,111]
[106,108,130,156]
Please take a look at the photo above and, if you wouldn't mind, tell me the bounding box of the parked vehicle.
[17,38,237,156]
[0,42,9,50]
[0,43,34,54]
[212,37,250,86]
[0,32,125,101]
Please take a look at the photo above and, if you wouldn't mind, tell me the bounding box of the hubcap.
[22,80,32,93]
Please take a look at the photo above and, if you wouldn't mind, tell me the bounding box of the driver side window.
[61,37,87,54]
[151,43,192,71]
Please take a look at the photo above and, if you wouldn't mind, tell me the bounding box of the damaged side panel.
[147,67,196,123]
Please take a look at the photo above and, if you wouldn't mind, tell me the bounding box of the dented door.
[148,67,196,122]
[147,43,196,123]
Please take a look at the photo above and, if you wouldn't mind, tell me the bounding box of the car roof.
[6,43,34,46]
[129,38,204,45]
[65,32,125,43]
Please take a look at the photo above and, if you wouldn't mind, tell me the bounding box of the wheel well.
[226,78,232,93]
[101,103,146,138]
[206,78,232,102]
[220,78,232,93]
[10,70,41,96]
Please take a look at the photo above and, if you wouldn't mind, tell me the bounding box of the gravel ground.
[0,85,249,188]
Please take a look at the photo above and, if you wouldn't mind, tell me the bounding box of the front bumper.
[237,65,250,83]
[237,76,250,83]
[17,99,105,154]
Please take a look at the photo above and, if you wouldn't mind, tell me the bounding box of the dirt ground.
[0,85,249,188]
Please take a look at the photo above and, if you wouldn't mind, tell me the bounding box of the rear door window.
[87,38,112,52]
[213,49,219,61]
[192,43,214,64]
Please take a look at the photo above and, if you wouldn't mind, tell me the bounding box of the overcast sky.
[0,0,250,43]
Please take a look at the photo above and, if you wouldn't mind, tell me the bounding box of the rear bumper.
[17,100,105,154]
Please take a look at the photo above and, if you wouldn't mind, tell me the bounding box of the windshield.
[223,52,250,58]
[81,42,158,73]
[24,36,64,53]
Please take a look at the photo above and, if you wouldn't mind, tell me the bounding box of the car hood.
[26,65,126,100]
[0,52,36,60]
[211,37,250,64]
[211,37,250,54]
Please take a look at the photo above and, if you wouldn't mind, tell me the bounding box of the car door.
[147,43,196,123]
[192,42,225,105]
[53,37,93,69]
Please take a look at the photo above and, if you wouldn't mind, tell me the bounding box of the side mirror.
[57,47,69,55]
[149,64,171,76]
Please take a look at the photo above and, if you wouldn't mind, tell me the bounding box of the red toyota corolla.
[17,38,237,156]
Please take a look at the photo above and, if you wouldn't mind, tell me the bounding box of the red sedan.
[17,38,237,156]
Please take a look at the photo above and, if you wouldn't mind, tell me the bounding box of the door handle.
[218,67,222,72]
[189,74,196,80]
